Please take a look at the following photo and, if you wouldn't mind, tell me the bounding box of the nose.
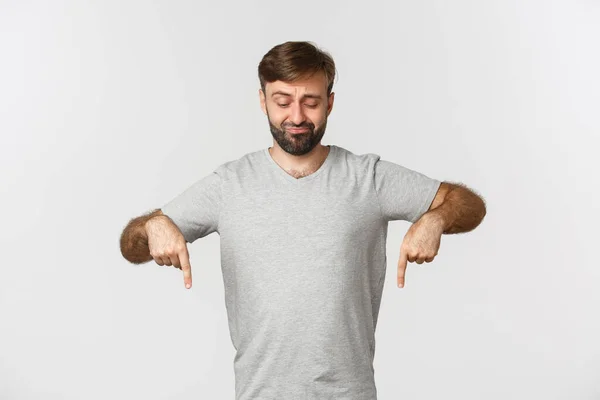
[288,102,306,126]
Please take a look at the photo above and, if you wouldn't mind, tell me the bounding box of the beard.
[267,109,327,156]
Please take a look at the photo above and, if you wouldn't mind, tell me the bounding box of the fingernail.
[186,283,191,289]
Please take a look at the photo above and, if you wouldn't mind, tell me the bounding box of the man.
[120,41,486,400]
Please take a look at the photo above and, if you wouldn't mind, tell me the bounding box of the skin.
[397,182,487,288]
[144,212,193,288]
[119,209,194,289]
[259,71,335,179]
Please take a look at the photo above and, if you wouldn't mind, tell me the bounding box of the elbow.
[476,196,487,226]
[119,220,152,264]
[119,228,138,264]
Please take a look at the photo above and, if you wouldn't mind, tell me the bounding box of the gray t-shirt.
[161,144,441,400]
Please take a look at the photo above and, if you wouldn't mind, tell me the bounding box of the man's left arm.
[421,182,487,234]
[396,181,486,288]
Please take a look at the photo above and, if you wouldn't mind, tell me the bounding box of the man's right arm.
[119,208,166,264]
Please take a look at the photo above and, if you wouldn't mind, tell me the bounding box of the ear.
[326,92,335,117]
[259,88,267,115]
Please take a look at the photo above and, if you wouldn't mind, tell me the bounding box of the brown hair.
[258,41,337,96]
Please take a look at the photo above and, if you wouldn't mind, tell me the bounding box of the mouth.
[286,128,310,134]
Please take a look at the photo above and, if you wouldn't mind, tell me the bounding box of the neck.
[268,143,330,179]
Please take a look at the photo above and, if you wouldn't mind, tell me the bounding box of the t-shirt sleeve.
[373,159,442,223]
[160,171,222,243]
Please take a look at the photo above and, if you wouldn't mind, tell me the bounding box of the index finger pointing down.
[179,249,192,289]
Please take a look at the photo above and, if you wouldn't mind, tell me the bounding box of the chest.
[219,183,382,264]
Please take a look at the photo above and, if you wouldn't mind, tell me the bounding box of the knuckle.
[151,251,162,259]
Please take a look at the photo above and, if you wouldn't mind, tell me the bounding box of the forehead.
[266,72,328,97]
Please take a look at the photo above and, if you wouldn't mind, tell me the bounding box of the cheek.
[309,110,327,125]
[266,106,283,121]
[268,113,286,127]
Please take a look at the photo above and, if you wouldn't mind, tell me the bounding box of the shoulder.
[212,148,268,182]
[333,145,381,175]
[334,145,434,181]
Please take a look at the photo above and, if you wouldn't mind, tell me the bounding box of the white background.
[1,1,598,399]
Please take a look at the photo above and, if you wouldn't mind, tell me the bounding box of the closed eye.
[276,103,318,108]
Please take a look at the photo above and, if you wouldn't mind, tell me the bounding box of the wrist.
[421,209,447,233]
[144,214,170,231]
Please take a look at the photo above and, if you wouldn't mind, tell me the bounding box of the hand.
[145,215,193,289]
[397,213,444,288]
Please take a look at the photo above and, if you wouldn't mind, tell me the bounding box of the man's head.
[258,41,336,156]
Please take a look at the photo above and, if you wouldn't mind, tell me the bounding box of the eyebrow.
[271,91,323,100]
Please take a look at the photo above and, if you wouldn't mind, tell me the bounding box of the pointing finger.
[397,250,408,288]
[179,249,192,289]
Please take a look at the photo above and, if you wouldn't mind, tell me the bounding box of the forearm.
[423,184,486,234]
[119,209,163,263]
